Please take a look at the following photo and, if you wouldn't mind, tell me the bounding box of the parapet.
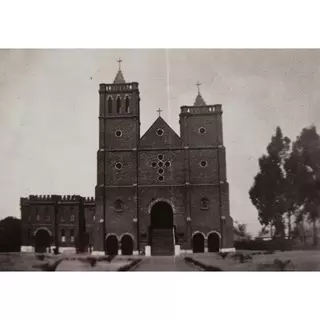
[84,197,95,204]
[99,82,139,93]
[20,194,92,204]
[180,104,222,115]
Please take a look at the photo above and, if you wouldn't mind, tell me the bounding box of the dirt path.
[132,256,200,271]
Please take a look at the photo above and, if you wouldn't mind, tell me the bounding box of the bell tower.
[93,60,141,252]
[179,83,232,249]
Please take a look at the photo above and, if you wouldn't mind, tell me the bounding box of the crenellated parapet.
[99,82,139,94]
[84,196,95,204]
[180,104,222,115]
[20,194,95,206]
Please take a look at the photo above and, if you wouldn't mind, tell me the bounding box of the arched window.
[125,96,130,113]
[115,199,124,212]
[108,97,112,114]
[116,96,121,114]
[200,197,209,210]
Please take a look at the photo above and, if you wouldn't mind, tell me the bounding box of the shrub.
[184,257,222,271]
[41,259,63,271]
[218,252,229,259]
[231,252,253,263]
[257,259,294,271]
[273,259,294,271]
[36,254,45,261]
[118,259,141,271]
[234,239,294,251]
[86,256,97,267]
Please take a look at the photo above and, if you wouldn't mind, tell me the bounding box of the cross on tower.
[196,81,201,94]
[157,108,163,117]
[117,58,123,70]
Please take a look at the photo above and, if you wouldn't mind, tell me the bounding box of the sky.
[1,49,320,236]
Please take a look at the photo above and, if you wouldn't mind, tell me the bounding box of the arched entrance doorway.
[121,234,134,255]
[208,232,220,252]
[34,229,51,253]
[105,235,118,255]
[192,233,205,253]
[150,201,174,256]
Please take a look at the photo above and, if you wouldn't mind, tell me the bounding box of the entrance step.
[151,228,174,256]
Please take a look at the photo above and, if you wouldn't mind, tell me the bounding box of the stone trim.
[106,233,119,241]
[59,247,76,254]
[220,247,236,253]
[145,245,151,256]
[192,231,206,239]
[119,232,135,241]
[207,230,221,239]
[92,251,105,256]
[33,227,52,237]
[147,198,176,215]
[21,246,33,253]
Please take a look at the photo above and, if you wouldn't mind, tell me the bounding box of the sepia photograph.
[1,48,320,272]
[2,2,320,320]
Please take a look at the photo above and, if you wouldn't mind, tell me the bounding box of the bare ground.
[186,250,320,271]
[0,253,138,271]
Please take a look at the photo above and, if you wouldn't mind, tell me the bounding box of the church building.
[93,64,234,255]
[20,62,234,256]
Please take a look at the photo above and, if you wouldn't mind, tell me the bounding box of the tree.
[291,126,320,246]
[283,141,307,238]
[0,217,21,252]
[258,226,269,238]
[234,221,251,240]
[249,127,290,238]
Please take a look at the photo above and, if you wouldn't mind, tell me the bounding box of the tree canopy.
[0,216,21,252]
[249,125,320,245]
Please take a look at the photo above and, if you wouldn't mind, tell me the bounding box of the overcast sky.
[1,49,320,235]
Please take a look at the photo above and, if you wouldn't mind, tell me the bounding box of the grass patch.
[39,259,64,271]
[218,252,229,259]
[257,258,294,271]
[231,252,253,263]
[118,259,141,271]
[185,256,222,271]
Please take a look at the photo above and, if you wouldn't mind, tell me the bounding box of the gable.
[140,117,181,149]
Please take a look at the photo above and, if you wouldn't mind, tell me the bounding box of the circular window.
[115,162,123,170]
[158,176,164,182]
[158,168,164,175]
[198,127,206,134]
[158,161,164,167]
[165,161,171,167]
[151,162,157,168]
[200,160,208,167]
[156,129,164,136]
[158,154,164,160]
[115,130,122,137]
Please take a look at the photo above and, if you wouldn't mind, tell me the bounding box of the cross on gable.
[196,81,201,93]
[117,58,123,70]
[157,108,163,117]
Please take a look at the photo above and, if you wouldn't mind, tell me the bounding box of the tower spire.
[193,81,206,106]
[113,58,126,84]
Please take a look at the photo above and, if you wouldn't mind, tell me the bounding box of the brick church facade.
[20,65,234,255]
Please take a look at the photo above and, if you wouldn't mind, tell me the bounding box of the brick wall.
[139,150,185,185]
[106,151,138,186]
[20,195,94,250]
